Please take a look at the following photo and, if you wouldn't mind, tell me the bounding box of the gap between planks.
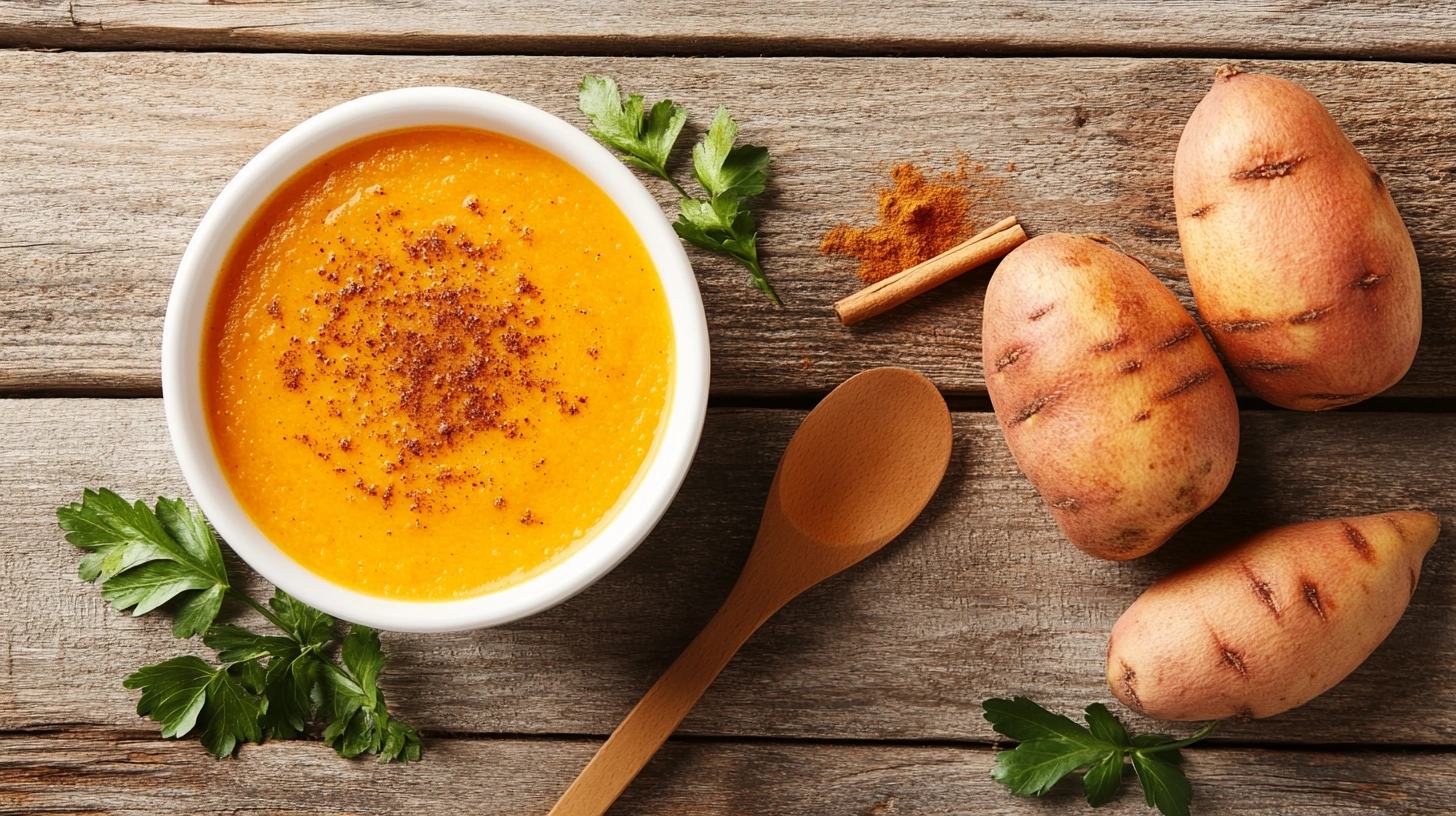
[8,393,1456,417]
[5,732,1456,816]
[7,725,1456,754]
[16,42,1456,64]
[8,0,1456,62]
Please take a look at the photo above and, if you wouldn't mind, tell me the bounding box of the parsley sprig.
[59,488,421,762]
[984,697,1218,816]
[578,75,781,304]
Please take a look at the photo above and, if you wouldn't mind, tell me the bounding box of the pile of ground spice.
[821,160,1006,284]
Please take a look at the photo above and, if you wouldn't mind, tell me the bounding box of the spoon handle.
[546,582,778,816]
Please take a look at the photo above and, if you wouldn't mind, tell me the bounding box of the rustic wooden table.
[3,4,1456,814]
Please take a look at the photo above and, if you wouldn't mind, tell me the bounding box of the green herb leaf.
[1085,702,1132,749]
[269,588,336,647]
[261,643,325,740]
[986,698,1115,797]
[124,655,212,739]
[1131,751,1194,816]
[321,626,421,763]
[1082,750,1126,807]
[61,491,420,762]
[201,604,331,742]
[174,586,228,642]
[692,107,770,199]
[1132,733,1186,765]
[677,193,741,233]
[59,489,229,637]
[124,655,264,758]
[203,624,296,664]
[156,497,228,581]
[578,75,686,182]
[984,697,1214,816]
[984,696,1104,745]
[200,662,267,758]
[992,738,1111,797]
[683,108,778,303]
[673,203,777,304]
[578,75,781,305]
[100,560,218,617]
[60,488,179,580]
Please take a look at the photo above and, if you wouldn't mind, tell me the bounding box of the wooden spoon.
[547,366,953,816]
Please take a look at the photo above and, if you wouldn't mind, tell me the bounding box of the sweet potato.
[1174,67,1421,411]
[982,233,1239,560]
[1107,510,1440,721]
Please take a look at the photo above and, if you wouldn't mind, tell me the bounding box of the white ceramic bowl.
[162,87,709,632]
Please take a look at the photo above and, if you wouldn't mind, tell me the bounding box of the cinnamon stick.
[833,215,1026,325]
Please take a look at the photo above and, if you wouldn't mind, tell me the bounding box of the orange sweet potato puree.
[203,126,674,601]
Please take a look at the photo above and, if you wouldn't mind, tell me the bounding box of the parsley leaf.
[261,643,326,740]
[268,588,336,647]
[59,487,172,580]
[1132,751,1194,816]
[203,613,328,741]
[259,590,336,739]
[678,107,778,303]
[203,623,297,664]
[60,492,419,762]
[124,655,264,758]
[1133,733,1187,764]
[321,626,422,763]
[1085,702,1133,748]
[984,697,1217,815]
[100,561,218,617]
[692,107,770,199]
[673,191,777,303]
[578,76,781,305]
[200,660,266,758]
[123,656,212,739]
[578,75,686,183]
[1083,751,1126,807]
[59,489,229,637]
[984,696,1106,744]
[995,738,1110,797]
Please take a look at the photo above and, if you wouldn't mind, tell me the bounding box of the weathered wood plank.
[1,399,1452,745]
[5,1,1456,61]
[3,53,1456,397]
[2,732,1453,816]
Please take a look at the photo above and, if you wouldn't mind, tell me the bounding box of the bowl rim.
[161,86,709,632]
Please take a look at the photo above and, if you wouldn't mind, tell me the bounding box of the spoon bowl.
[778,366,954,549]
[547,367,952,816]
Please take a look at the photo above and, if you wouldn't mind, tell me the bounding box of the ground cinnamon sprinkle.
[268,214,586,516]
[821,160,1006,284]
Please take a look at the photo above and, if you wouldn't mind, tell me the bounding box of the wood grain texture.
[3,732,1454,816]
[4,52,1456,398]
[2,399,1453,745]
[4,1,1456,60]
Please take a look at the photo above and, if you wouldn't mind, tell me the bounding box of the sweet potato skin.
[983,233,1239,560]
[1174,68,1421,411]
[1107,510,1440,721]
